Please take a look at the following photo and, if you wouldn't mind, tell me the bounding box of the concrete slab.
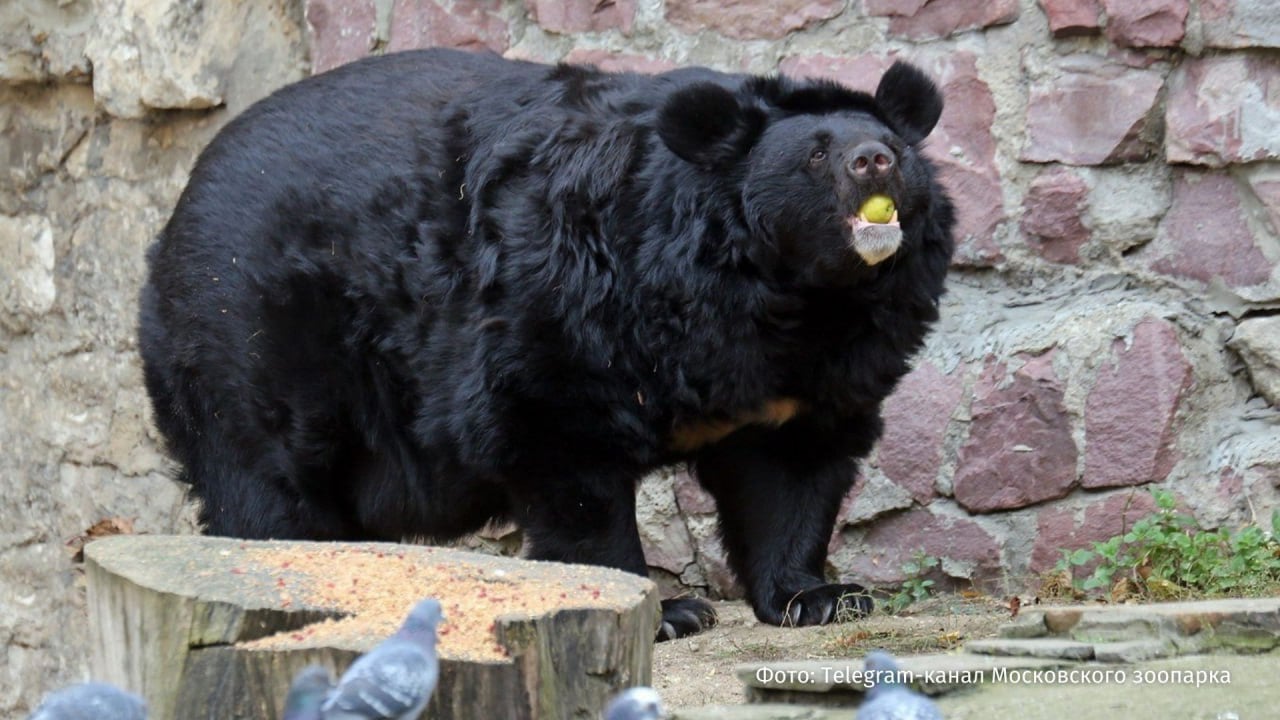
[1092,639,1173,663]
[934,655,1277,720]
[966,638,1096,660]
[1007,599,1280,654]
[737,653,1076,702]
[673,705,847,720]
[694,598,1280,718]
[685,655,1279,719]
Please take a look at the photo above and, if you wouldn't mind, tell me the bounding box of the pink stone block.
[844,506,1003,585]
[642,521,696,575]
[562,50,677,75]
[777,53,889,88]
[387,0,509,54]
[953,353,1079,513]
[1038,0,1102,37]
[835,473,914,529]
[305,0,378,74]
[1083,318,1192,489]
[526,0,637,35]
[1101,0,1188,48]
[1165,54,1280,167]
[694,531,742,600]
[863,0,929,16]
[1030,490,1158,573]
[666,0,844,40]
[1021,55,1164,166]
[877,361,966,503]
[673,470,716,515]
[1021,167,1090,264]
[867,0,1019,40]
[1143,170,1273,289]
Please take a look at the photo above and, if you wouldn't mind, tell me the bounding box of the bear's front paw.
[657,597,718,641]
[763,583,874,627]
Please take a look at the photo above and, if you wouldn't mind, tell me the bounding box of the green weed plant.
[1056,488,1280,600]
[887,551,939,613]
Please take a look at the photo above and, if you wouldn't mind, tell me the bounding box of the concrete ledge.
[996,599,1280,654]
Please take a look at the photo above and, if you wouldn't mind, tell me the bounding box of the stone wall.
[1,0,1278,714]
[1,1,308,715]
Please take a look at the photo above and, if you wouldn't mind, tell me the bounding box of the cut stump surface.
[84,535,658,720]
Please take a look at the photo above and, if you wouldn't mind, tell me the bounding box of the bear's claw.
[657,597,718,641]
[774,583,875,627]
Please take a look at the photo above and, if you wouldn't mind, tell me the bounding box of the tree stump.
[84,535,658,720]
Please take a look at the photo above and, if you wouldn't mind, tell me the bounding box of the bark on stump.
[84,535,658,719]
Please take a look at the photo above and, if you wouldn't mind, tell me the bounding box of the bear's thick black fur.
[139,49,955,639]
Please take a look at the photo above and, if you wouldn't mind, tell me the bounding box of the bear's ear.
[874,61,944,146]
[658,83,765,168]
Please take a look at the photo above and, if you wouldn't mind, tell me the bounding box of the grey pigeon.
[282,666,333,720]
[604,687,665,720]
[856,651,942,720]
[27,682,147,720]
[321,598,443,720]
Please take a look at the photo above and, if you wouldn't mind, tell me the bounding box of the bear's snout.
[845,140,895,182]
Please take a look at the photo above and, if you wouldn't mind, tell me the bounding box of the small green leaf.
[1068,549,1095,566]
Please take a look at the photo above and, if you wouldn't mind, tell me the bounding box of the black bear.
[139,49,954,640]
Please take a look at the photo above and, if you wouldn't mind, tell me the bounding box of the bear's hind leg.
[510,469,717,640]
[181,431,363,541]
[511,467,649,568]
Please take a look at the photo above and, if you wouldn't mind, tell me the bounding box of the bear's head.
[657,62,946,288]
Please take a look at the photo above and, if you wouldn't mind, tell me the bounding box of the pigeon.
[27,682,148,720]
[856,651,942,720]
[321,598,443,720]
[282,666,333,720]
[604,687,665,720]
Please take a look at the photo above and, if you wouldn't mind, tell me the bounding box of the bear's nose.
[847,141,895,180]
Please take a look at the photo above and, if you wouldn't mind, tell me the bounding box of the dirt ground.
[651,596,1010,709]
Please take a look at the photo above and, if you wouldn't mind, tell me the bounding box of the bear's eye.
[808,148,827,166]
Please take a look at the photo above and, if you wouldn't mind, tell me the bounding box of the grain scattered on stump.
[235,544,641,661]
